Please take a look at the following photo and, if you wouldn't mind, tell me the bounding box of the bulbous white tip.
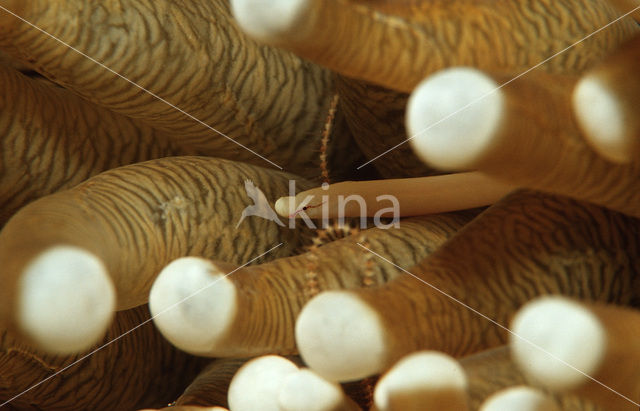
[573,75,629,163]
[278,368,348,411]
[275,196,295,217]
[17,246,115,354]
[510,296,606,390]
[231,0,311,43]
[374,351,468,411]
[228,355,299,411]
[407,67,504,171]
[479,386,559,411]
[149,257,237,355]
[296,291,387,382]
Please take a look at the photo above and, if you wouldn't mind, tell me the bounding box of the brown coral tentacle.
[0,305,207,410]
[462,346,603,410]
[231,0,639,93]
[175,358,249,408]
[573,34,640,163]
[511,297,640,410]
[149,212,476,357]
[0,63,195,227]
[407,67,640,218]
[334,76,435,178]
[0,156,313,354]
[0,0,334,177]
[295,190,640,381]
[371,351,469,411]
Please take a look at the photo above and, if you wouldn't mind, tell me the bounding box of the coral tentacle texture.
[0,0,639,409]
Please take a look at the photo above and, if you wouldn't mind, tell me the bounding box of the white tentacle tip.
[230,0,311,43]
[296,291,387,382]
[479,386,560,411]
[510,296,606,390]
[407,67,504,171]
[278,369,349,411]
[228,355,299,411]
[149,257,237,355]
[374,351,468,411]
[17,246,115,354]
[573,75,629,163]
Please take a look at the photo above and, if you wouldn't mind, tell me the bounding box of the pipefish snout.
[289,201,326,218]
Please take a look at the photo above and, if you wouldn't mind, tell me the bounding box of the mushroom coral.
[0,0,639,409]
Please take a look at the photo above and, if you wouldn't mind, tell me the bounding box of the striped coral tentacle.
[407,67,640,218]
[0,305,207,410]
[231,0,638,93]
[295,190,640,381]
[0,63,195,227]
[573,34,640,163]
[461,346,602,410]
[0,156,313,353]
[149,211,477,357]
[0,0,334,177]
[511,297,640,410]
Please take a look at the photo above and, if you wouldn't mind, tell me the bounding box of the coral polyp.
[0,0,639,410]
